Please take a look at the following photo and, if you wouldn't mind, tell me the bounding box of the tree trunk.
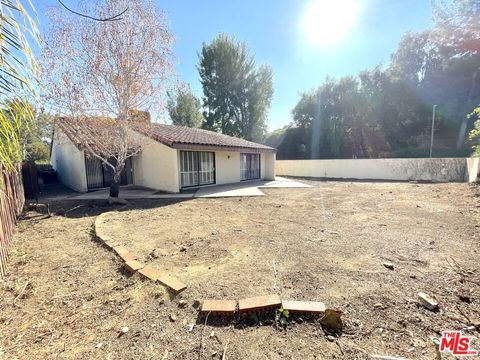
[457,70,479,150]
[109,179,120,198]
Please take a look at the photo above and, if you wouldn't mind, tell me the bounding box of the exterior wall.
[175,149,277,190]
[51,130,88,192]
[133,136,179,193]
[214,151,241,185]
[276,158,475,183]
[467,157,480,182]
[262,152,276,180]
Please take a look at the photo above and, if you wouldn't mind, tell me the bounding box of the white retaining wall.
[276,158,480,183]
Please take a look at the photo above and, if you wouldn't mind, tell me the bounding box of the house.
[50,117,276,193]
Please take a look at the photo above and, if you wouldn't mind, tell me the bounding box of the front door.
[180,151,215,188]
[241,153,260,180]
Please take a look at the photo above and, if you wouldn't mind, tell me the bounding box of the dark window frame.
[180,150,216,188]
[240,153,261,181]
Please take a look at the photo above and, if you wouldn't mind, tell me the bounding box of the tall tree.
[389,1,480,150]
[41,0,174,201]
[167,83,203,128]
[198,33,273,142]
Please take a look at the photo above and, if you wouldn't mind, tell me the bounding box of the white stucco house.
[50,117,276,193]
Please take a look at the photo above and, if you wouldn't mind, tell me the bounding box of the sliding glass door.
[180,151,215,188]
[240,153,260,180]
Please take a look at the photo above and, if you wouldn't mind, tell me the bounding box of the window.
[180,151,215,188]
[241,153,260,180]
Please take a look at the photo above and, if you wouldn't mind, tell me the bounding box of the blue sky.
[34,0,433,131]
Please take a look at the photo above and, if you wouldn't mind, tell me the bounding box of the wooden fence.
[0,166,25,277]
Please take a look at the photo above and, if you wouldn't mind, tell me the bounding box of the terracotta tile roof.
[55,116,116,149]
[149,124,276,153]
[56,117,276,153]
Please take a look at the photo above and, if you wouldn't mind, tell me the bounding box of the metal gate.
[85,157,133,190]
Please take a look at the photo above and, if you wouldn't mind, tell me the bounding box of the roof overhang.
[171,142,276,154]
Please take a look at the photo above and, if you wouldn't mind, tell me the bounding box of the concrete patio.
[59,176,312,200]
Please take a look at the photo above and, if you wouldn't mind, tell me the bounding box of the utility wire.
[57,0,128,22]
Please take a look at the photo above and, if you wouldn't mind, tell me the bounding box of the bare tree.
[41,0,174,201]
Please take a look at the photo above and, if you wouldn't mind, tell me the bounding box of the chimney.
[128,109,151,124]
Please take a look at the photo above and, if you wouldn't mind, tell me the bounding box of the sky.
[34,0,433,131]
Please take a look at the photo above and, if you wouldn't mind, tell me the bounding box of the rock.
[179,246,187,252]
[187,323,194,332]
[417,292,438,311]
[319,309,343,333]
[120,326,129,335]
[170,314,177,322]
[383,262,395,270]
[149,249,160,259]
[373,303,384,309]
[409,274,417,279]
[412,338,425,348]
[211,351,218,357]
[326,335,335,342]
[192,299,201,309]
[159,298,165,305]
[95,342,104,348]
[178,300,188,308]
[210,331,215,338]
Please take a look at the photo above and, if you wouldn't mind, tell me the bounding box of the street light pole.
[429,105,437,158]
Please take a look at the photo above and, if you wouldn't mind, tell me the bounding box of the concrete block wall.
[276,158,480,183]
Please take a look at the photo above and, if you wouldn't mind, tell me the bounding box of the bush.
[468,108,480,156]
[25,142,50,163]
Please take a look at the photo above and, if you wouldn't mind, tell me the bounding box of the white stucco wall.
[51,130,88,192]
[262,152,276,180]
[467,157,480,182]
[215,151,241,185]
[276,158,474,183]
[211,150,276,185]
[133,136,179,193]
[172,149,277,190]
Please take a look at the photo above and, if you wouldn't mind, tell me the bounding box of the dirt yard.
[1,180,479,359]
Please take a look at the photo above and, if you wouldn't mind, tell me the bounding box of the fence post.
[0,165,25,277]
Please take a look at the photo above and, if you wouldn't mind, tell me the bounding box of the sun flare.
[301,0,361,48]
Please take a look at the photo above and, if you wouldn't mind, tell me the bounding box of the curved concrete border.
[94,211,186,293]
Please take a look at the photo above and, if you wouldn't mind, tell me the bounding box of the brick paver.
[201,299,237,315]
[138,266,160,281]
[282,300,326,314]
[124,260,144,273]
[157,273,187,293]
[238,294,281,313]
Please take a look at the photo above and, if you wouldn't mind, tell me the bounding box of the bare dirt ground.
[1,179,479,360]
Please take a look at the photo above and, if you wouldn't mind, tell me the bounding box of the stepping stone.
[201,299,237,315]
[124,260,144,273]
[238,294,281,313]
[138,266,160,281]
[282,300,326,314]
[157,273,187,293]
